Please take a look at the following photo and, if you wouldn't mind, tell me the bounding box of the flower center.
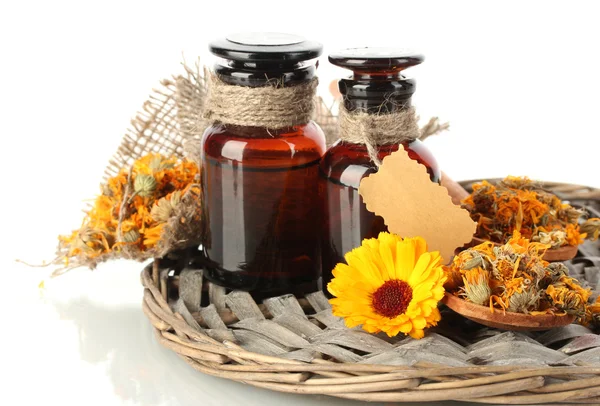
[372,280,413,318]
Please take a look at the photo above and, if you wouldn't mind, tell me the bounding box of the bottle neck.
[205,61,318,129]
[214,59,316,87]
[339,75,416,113]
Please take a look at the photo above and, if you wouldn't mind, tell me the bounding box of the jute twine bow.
[203,74,318,129]
[338,103,449,167]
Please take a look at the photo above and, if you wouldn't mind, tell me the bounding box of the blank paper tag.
[359,148,476,262]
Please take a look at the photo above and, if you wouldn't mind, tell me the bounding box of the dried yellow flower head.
[151,191,182,223]
[587,297,600,326]
[507,289,540,313]
[461,269,491,306]
[462,176,584,247]
[581,218,600,241]
[444,231,594,323]
[57,153,200,271]
[546,262,569,283]
[148,155,176,172]
[134,174,158,197]
[546,284,588,317]
[122,229,140,243]
[533,230,566,249]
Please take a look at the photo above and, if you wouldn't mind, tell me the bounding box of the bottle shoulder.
[202,121,325,168]
[320,139,441,187]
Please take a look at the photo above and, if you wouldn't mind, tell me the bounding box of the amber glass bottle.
[201,33,326,297]
[321,48,441,292]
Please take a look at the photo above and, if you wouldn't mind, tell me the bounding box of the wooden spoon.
[442,293,576,331]
[466,236,578,262]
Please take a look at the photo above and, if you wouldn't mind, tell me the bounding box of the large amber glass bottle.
[201,33,326,297]
[321,49,441,291]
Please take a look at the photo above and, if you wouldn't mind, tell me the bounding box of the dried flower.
[328,233,446,339]
[461,269,492,306]
[580,218,600,241]
[565,223,585,246]
[462,176,584,248]
[507,289,540,313]
[58,153,200,268]
[150,191,182,223]
[546,284,588,317]
[122,229,140,244]
[586,296,600,326]
[545,262,569,284]
[533,230,566,249]
[134,174,158,198]
[444,231,593,322]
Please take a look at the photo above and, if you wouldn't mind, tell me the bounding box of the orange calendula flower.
[564,223,585,246]
[580,218,600,241]
[461,268,492,306]
[586,296,600,326]
[445,231,594,323]
[57,153,200,269]
[462,176,585,247]
[328,233,446,339]
[546,283,589,317]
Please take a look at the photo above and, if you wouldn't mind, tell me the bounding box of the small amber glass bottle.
[201,33,326,297]
[321,48,442,291]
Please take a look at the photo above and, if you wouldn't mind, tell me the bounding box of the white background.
[1,1,599,405]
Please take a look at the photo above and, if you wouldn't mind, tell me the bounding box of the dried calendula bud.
[558,276,592,301]
[581,218,600,241]
[463,254,488,271]
[587,297,600,326]
[151,191,182,223]
[101,183,114,197]
[507,288,540,313]
[546,262,569,283]
[149,154,176,172]
[460,269,492,306]
[69,227,110,255]
[499,176,535,190]
[533,230,567,249]
[546,275,591,318]
[546,284,588,316]
[134,174,157,197]
[122,228,140,243]
[560,206,585,225]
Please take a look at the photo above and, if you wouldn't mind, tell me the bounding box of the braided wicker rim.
[141,181,600,404]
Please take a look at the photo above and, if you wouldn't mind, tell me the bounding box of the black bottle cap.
[328,47,424,113]
[209,32,323,64]
[329,47,424,72]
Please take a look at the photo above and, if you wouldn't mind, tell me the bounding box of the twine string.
[338,104,448,167]
[203,74,318,129]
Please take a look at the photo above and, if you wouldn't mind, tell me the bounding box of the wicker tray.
[141,181,600,404]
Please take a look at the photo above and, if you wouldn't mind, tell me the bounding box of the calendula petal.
[394,238,416,281]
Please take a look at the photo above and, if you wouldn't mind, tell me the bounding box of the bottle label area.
[202,157,322,293]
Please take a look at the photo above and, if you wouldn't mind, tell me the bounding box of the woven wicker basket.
[141,181,600,404]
